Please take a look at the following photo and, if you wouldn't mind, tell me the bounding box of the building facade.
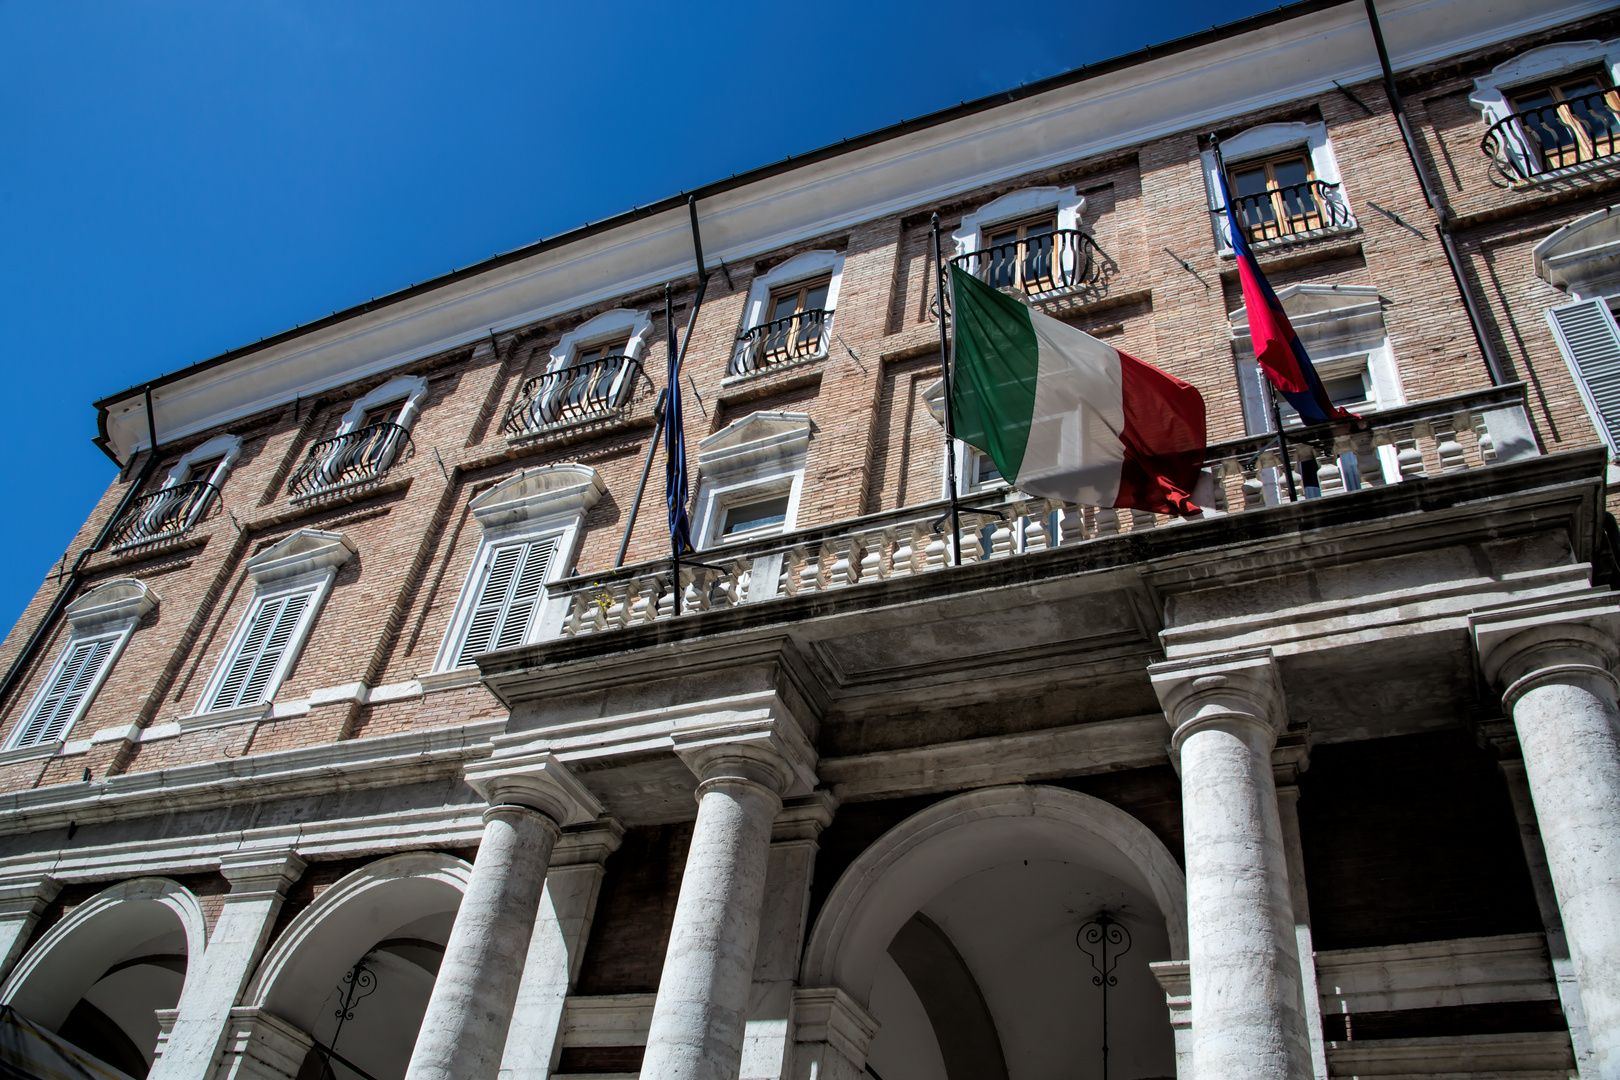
[2,1,1620,1078]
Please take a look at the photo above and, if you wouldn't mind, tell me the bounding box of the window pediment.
[1228,284,1385,357]
[952,186,1085,256]
[1471,40,1620,115]
[697,411,812,476]
[549,309,653,367]
[247,529,357,585]
[471,464,606,531]
[65,578,159,629]
[1535,204,1620,299]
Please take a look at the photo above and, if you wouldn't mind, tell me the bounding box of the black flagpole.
[668,197,711,614]
[932,214,963,566]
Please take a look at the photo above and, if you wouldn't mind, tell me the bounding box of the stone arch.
[801,784,1186,1004]
[244,851,470,1033]
[0,877,206,1075]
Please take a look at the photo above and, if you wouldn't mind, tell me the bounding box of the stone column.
[641,724,817,1080]
[1475,598,1620,1079]
[1150,649,1313,1080]
[497,820,624,1080]
[149,850,306,1080]
[407,753,602,1080]
[0,875,60,985]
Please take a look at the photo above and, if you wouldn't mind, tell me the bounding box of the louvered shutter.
[210,589,314,711]
[457,537,558,666]
[13,637,116,748]
[1548,298,1620,455]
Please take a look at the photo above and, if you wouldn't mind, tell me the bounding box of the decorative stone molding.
[65,578,160,629]
[672,708,820,798]
[211,1006,315,1080]
[218,849,307,898]
[1535,204,1620,300]
[245,529,356,585]
[164,434,243,489]
[1471,593,1620,706]
[1148,647,1287,760]
[1201,121,1353,253]
[693,411,812,547]
[739,252,846,338]
[548,308,654,367]
[337,374,429,434]
[791,987,878,1064]
[463,750,603,825]
[469,463,606,531]
[952,186,1086,256]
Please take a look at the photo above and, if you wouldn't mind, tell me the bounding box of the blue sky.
[0,0,1274,632]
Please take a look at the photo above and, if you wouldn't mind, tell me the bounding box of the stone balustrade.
[552,384,1539,639]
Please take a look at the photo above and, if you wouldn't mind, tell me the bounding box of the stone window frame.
[1471,39,1620,183]
[0,579,158,759]
[951,186,1086,259]
[192,530,355,722]
[513,308,654,437]
[730,252,846,381]
[1201,122,1354,255]
[691,412,811,550]
[432,464,605,675]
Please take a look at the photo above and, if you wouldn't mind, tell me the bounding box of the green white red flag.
[949,264,1209,516]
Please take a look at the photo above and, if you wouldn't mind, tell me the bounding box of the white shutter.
[13,637,117,748]
[457,537,558,666]
[1548,298,1620,456]
[210,589,315,711]
[1237,358,1273,435]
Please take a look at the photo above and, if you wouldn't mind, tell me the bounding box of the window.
[1471,41,1620,183]
[1227,153,1323,243]
[506,309,650,438]
[691,412,810,548]
[1509,74,1620,171]
[196,530,354,716]
[454,537,557,666]
[981,217,1057,293]
[732,251,845,377]
[434,464,604,671]
[1202,122,1354,253]
[952,187,1091,301]
[5,579,156,752]
[289,375,427,500]
[110,434,241,549]
[1547,298,1620,462]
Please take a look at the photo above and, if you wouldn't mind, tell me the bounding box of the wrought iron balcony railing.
[288,422,413,500]
[107,480,221,549]
[504,356,642,438]
[949,229,1102,300]
[1229,180,1353,245]
[548,383,1538,639]
[1483,88,1620,184]
[731,309,834,377]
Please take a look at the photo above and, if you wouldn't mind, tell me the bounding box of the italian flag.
[949,264,1209,516]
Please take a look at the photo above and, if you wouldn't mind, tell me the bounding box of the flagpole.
[667,196,713,616]
[932,214,963,567]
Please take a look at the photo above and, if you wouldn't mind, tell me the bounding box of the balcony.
[107,480,221,550]
[1483,88,1620,185]
[548,384,1541,638]
[287,422,412,501]
[949,228,1102,301]
[505,355,644,440]
[1228,180,1354,248]
[731,309,834,378]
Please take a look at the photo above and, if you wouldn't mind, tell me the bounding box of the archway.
[803,786,1186,1080]
[243,852,470,1080]
[0,878,206,1078]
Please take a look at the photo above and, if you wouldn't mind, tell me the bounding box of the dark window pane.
[1272,157,1311,188]
[1232,167,1271,199]
[1324,375,1368,407]
[771,293,800,321]
[975,455,1003,484]
[804,283,830,311]
[722,495,790,535]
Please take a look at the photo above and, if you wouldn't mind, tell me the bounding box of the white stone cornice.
[672,710,819,798]
[65,578,159,629]
[0,719,504,839]
[470,464,606,531]
[218,849,307,897]
[0,875,60,918]
[790,987,878,1063]
[1471,592,1620,687]
[246,529,356,585]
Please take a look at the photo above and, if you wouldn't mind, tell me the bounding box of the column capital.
[1148,649,1286,758]
[773,791,839,843]
[673,710,818,798]
[218,849,305,898]
[464,751,602,826]
[1471,594,1620,706]
[791,987,879,1064]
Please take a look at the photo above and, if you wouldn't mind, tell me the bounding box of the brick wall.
[574,823,693,995]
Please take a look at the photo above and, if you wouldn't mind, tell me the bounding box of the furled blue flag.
[1217,169,1355,425]
[664,302,695,556]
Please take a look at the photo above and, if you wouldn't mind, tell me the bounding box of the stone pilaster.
[1272,733,1329,1080]
[1474,596,1620,1080]
[1150,648,1313,1080]
[497,819,625,1080]
[149,850,306,1080]
[0,875,60,985]
[640,717,818,1080]
[406,753,601,1080]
